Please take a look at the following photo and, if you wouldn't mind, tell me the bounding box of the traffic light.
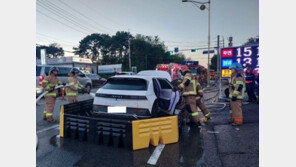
[191,49,198,52]
[174,47,179,53]
[168,51,173,55]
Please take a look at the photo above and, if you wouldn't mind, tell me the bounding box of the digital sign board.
[220,45,259,78]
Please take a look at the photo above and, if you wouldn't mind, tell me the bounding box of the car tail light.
[39,75,44,85]
[127,108,150,116]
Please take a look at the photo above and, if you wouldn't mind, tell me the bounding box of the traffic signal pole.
[206,0,211,87]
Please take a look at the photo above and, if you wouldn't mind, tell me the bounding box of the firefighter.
[195,82,211,123]
[174,66,200,125]
[66,68,84,103]
[245,64,258,103]
[41,66,62,122]
[229,63,246,126]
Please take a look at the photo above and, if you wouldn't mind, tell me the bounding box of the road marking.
[37,124,60,134]
[147,144,165,165]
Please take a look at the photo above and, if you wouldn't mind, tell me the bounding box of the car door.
[156,78,173,100]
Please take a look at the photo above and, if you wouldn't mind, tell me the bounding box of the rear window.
[36,66,41,76]
[102,78,147,91]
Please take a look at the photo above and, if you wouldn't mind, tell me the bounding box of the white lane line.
[37,124,60,134]
[147,144,165,165]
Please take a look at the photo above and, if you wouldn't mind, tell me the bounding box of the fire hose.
[36,84,83,104]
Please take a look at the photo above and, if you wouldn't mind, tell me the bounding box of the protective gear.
[229,71,245,125]
[66,76,83,103]
[245,68,258,102]
[229,62,243,71]
[49,66,59,74]
[175,72,199,123]
[180,66,190,76]
[43,110,47,120]
[70,68,80,75]
[41,75,60,121]
[231,96,237,101]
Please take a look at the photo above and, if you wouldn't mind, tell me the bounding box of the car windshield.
[102,78,147,90]
[36,66,41,76]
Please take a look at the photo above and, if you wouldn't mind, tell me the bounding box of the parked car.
[93,71,185,117]
[36,65,92,96]
[85,73,106,87]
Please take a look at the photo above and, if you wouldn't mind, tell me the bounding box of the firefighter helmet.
[229,62,243,71]
[70,68,80,75]
[49,66,59,74]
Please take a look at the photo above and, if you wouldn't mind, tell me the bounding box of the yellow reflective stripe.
[205,113,210,117]
[198,90,203,93]
[45,93,56,97]
[43,110,47,114]
[233,90,240,95]
[183,91,197,95]
[184,76,191,80]
[229,94,232,98]
[69,82,75,86]
[46,113,53,116]
[235,80,244,85]
[230,110,232,114]
[192,80,197,94]
[58,81,62,85]
[237,95,244,99]
[42,80,48,83]
[179,83,184,88]
[191,112,198,116]
[66,92,77,96]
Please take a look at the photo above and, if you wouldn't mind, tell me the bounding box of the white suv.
[93,72,184,117]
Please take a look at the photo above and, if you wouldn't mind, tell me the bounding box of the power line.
[37,0,96,33]
[36,32,77,45]
[36,9,87,34]
[57,0,115,33]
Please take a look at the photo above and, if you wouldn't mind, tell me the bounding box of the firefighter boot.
[46,113,56,123]
[43,110,47,120]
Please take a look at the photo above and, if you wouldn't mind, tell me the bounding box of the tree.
[73,33,112,61]
[244,36,259,46]
[210,54,217,71]
[36,43,64,59]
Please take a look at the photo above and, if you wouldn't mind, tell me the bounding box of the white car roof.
[137,70,171,82]
[110,72,171,82]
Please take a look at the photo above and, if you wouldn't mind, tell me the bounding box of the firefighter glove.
[231,96,237,101]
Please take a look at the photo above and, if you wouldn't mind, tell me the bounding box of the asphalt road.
[36,88,259,167]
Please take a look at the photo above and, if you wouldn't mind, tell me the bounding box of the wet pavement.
[36,88,259,167]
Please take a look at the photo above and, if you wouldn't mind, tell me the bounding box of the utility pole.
[128,36,131,71]
[217,35,222,99]
[206,0,211,87]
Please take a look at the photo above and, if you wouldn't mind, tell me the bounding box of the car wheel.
[86,84,91,94]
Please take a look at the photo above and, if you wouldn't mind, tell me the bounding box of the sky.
[36,0,259,66]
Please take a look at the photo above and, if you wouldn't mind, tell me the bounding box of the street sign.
[40,49,46,65]
[220,45,259,78]
[168,51,173,55]
[174,47,179,53]
[202,50,215,54]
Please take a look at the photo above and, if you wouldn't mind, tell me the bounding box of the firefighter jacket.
[229,73,246,100]
[42,75,62,97]
[177,73,199,96]
[66,77,83,96]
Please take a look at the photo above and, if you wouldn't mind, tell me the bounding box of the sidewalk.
[201,101,259,167]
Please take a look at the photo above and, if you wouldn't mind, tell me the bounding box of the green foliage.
[244,36,259,46]
[36,43,64,59]
[210,54,217,71]
[74,32,186,72]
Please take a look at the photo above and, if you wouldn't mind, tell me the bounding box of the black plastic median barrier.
[61,99,136,149]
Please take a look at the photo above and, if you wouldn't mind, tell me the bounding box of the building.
[36,57,98,73]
